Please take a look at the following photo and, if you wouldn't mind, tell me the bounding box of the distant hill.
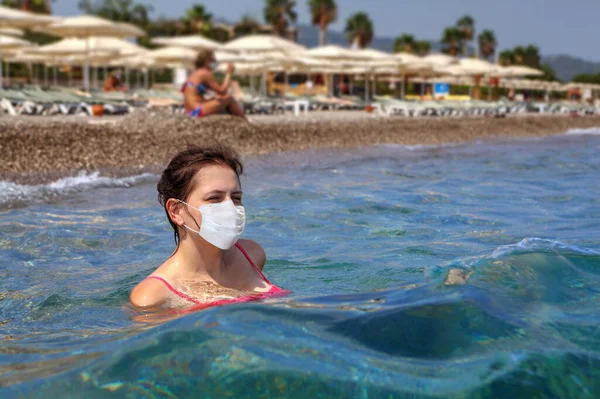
[542,55,600,82]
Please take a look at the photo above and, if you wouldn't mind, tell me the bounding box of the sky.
[52,0,600,61]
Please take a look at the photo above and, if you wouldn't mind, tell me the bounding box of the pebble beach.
[1,110,600,184]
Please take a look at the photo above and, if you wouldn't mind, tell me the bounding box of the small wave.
[490,237,599,259]
[566,127,600,136]
[0,172,156,207]
[376,142,463,151]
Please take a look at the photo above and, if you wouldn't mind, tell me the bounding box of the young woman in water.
[130,145,286,311]
[182,50,247,120]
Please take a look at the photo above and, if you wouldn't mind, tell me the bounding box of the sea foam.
[0,171,156,207]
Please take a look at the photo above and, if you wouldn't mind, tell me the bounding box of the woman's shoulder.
[235,239,267,271]
[129,275,171,308]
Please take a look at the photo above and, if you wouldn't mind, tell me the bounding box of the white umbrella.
[422,53,458,67]
[441,59,497,76]
[40,15,144,91]
[0,34,31,86]
[0,6,55,87]
[0,27,23,36]
[33,37,139,56]
[223,35,306,97]
[0,5,56,28]
[223,34,305,53]
[302,45,369,61]
[494,65,543,77]
[146,46,197,66]
[214,51,259,64]
[152,34,222,50]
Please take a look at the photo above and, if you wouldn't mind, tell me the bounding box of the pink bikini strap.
[235,242,272,285]
[146,275,203,304]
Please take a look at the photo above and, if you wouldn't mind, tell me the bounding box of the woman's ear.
[166,199,185,227]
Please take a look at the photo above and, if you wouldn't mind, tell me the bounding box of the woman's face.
[205,52,216,68]
[179,164,242,228]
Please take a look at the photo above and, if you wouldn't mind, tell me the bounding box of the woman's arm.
[203,63,234,96]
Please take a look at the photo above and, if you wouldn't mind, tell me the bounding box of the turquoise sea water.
[1,130,600,398]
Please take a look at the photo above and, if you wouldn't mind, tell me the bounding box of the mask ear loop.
[178,200,202,234]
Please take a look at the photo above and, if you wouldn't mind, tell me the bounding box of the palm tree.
[523,44,541,68]
[78,0,153,28]
[415,40,431,56]
[456,14,474,57]
[234,15,261,38]
[3,0,53,13]
[478,29,497,61]
[441,26,461,56]
[308,0,337,46]
[344,12,374,49]
[393,34,416,53]
[512,45,526,64]
[263,0,297,38]
[499,50,514,66]
[181,4,213,35]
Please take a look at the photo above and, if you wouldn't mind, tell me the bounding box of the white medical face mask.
[209,61,218,71]
[178,199,245,250]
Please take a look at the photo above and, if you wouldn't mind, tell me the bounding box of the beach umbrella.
[40,15,144,91]
[146,46,197,66]
[152,34,222,50]
[441,58,497,76]
[494,65,544,78]
[223,34,305,53]
[223,35,305,96]
[302,45,368,61]
[33,37,144,57]
[0,34,31,86]
[0,27,23,36]
[214,51,259,64]
[422,53,458,67]
[438,59,497,99]
[32,37,145,88]
[0,6,55,88]
[0,5,56,28]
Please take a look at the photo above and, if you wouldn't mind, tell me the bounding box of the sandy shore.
[1,110,599,184]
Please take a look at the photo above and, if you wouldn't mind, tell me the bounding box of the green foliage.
[499,44,559,81]
[180,4,213,35]
[456,15,474,56]
[78,0,153,28]
[441,26,461,56]
[344,11,373,48]
[499,49,514,65]
[1,0,53,14]
[263,0,297,37]
[234,15,261,37]
[415,40,431,56]
[478,29,497,61]
[571,71,600,84]
[308,0,336,45]
[23,29,60,45]
[393,34,415,53]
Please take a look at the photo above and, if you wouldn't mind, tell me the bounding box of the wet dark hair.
[157,144,243,245]
[195,49,214,69]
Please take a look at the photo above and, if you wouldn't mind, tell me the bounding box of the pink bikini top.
[146,243,288,312]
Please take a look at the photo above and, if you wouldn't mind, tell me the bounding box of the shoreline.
[1,110,600,185]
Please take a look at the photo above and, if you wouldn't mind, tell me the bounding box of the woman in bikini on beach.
[182,50,247,120]
[130,145,286,312]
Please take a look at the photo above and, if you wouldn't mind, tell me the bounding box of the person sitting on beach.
[103,69,126,92]
[130,145,287,311]
[182,50,246,120]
